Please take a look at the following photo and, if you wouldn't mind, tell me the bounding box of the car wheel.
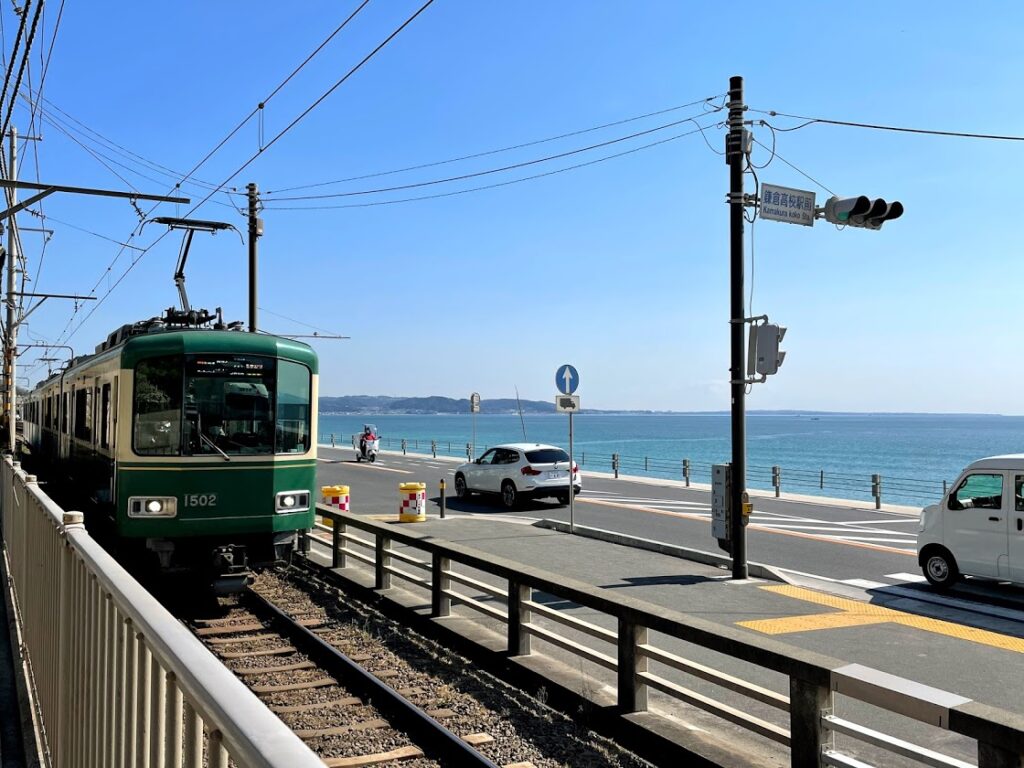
[501,481,519,510]
[923,548,959,590]
[556,493,570,506]
[454,474,470,499]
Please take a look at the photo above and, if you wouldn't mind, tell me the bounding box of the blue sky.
[5,2,1024,412]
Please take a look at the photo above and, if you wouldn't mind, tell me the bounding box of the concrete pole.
[247,182,260,333]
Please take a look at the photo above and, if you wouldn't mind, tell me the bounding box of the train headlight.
[128,496,178,518]
[276,490,310,513]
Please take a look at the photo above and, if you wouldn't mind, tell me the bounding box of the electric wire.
[0,0,43,140]
[266,93,726,193]
[257,305,344,337]
[57,0,434,347]
[750,109,1024,142]
[263,107,723,202]
[170,0,373,197]
[0,0,29,142]
[263,122,718,211]
[751,137,835,197]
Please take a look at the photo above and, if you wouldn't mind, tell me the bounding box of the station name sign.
[759,183,816,227]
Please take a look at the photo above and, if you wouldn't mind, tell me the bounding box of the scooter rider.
[359,425,377,457]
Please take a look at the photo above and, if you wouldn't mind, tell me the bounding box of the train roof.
[120,329,318,373]
[32,327,317,390]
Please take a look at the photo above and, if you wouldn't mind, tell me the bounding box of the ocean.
[317,412,1024,508]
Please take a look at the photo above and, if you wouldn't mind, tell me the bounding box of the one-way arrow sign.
[556,364,579,395]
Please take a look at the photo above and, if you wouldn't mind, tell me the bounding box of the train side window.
[61,392,68,434]
[74,388,92,442]
[101,383,111,449]
[134,356,182,456]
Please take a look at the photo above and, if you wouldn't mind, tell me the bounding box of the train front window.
[184,355,276,456]
[133,356,183,455]
[276,360,311,453]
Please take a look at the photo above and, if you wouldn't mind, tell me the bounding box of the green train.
[21,313,318,590]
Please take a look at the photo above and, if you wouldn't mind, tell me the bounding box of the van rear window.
[526,448,569,464]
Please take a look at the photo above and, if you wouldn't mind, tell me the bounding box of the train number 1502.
[185,493,218,508]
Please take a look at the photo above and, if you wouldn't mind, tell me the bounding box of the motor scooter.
[355,424,380,462]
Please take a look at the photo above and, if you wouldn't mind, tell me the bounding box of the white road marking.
[885,572,928,583]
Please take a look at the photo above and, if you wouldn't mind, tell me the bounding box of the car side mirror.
[474,458,481,464]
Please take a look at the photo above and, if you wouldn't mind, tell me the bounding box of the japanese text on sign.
[759,183,816,227]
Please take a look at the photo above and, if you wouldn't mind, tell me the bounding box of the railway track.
[186,570,652,768]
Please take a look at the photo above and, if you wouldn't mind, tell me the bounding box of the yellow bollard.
[320,485,350,527]
[398,482,427,522]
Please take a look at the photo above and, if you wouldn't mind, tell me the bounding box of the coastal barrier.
[319,433,947,508]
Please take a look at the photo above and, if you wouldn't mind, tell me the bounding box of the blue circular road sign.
[556,364,579,395]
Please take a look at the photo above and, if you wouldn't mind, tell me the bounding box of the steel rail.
[241,588,503,768]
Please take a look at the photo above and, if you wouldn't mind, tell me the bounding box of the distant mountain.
[319,395,556,415]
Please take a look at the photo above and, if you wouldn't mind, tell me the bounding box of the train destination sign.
[759,183,816,227]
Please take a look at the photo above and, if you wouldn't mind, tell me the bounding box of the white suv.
[454,443,581,509]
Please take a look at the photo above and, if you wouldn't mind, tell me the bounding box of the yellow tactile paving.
[738,585,1024,654]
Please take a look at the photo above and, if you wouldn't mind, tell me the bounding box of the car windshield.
[525,448,570,464]
[133,354,311,456]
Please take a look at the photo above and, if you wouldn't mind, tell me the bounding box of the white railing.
[0,457,323,767]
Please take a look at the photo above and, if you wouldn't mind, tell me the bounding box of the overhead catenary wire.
[266,93,726,193]
[750,108,1024,142]
[56,0,435,347]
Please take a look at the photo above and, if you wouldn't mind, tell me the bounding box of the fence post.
[820,469,824,489]
[431,553,450,618]
[683,459,690,487]
[401,439,407,455]
[331,519,343,569]
[872,474,882,509]
[507,581,532,656]
[375,536,392,590]
[330,433,335,448]
[644,456,648,472]
[581,452,585,466]
[772,465,781,498]
[617,619,648,713]
[466,443,472,460]
[790,676,831,768]
[431,440,437,458]
[943,479,947,495]
[613,453,619,479]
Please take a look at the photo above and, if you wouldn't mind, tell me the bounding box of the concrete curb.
[534,519,785,583]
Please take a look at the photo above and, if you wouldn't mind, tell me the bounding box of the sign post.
[469,392,480,460]
[555,365,580,534]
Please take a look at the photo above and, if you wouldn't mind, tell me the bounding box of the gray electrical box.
[712,463,732,544]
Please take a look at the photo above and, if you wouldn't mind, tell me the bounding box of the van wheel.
[923,548,959,590]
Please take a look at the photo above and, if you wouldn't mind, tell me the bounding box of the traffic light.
[823,195,903,230]
[751,323,787,376]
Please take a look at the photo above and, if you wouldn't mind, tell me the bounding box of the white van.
[917,454,1024,589]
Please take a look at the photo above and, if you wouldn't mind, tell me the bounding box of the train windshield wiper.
[200,431,231,461]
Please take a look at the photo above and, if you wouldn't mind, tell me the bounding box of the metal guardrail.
[0,457,323,767]
[318,433,947,507]
[313,506,1024,768]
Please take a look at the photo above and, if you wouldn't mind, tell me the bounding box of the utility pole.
[5,127,16,453]
[726,76,748,579]
[247,182,262,333]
